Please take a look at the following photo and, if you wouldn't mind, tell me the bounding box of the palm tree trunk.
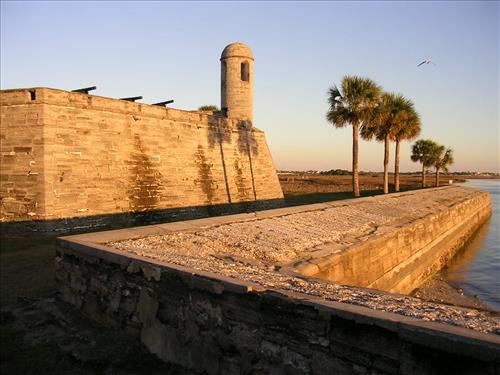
[383,134,390,194]
[435,168,440,187]
[422,164,426,188]
[394,139,400,192]
[352,122,360,197]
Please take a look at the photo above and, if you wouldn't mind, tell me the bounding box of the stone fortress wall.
[294,188,492,294]
[55,188,499,374]
[0,43,284,233]
[56,241,499,375]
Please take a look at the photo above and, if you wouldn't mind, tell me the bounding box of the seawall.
[0,88,283,233]
[299,187,492,294]
[55,186,498,374]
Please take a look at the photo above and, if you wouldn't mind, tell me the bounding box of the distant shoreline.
[278,172,500,179]
[279,173,462,197]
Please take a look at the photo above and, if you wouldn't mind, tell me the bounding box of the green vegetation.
[198,105,219,112]
[411,139,453,188]
[326,76,429,197]
[411,139,438,188]
[284,189,384,205]
[326,76,382,197]
[432,146,454,187]
[392,104,421,191]
[361,93,419,194]
[0,236,57,306]
[319,169,351,176]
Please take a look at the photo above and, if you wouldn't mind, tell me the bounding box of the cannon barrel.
[120,96,143,102]
[71,86,97,94]
[153,100,174,107]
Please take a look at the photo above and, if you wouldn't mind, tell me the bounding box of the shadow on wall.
[237,120,259,200]
[207,119,233,203]
[127,135,164,212]
[207,118,232,148]
[194,145,218,205]
[206,119,260,203]
[236,120,258,157]
[233,148,250,201]
[0,198,287,236]
[205,119,259,203]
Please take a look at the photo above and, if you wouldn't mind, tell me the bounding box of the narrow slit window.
[221,61,227,91]
[241,61,249,82]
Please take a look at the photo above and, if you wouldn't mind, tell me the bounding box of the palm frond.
[327,76,382,136]
[411,139,438,166]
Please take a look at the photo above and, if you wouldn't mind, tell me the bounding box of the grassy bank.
[0,236,57,307]
[279,173,461,196]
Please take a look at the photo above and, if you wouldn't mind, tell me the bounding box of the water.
[442,179,500,311]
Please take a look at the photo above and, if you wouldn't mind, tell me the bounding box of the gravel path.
[109,187,500,335]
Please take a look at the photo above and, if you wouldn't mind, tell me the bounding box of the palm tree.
[361,93,413,194]
[411,139,437,188]
[432,146,454,187]
[392,105,421,192]
[327,76,382,197]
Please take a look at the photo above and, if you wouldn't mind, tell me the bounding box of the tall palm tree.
[361,93,413,194]
[411,139,437,188]
[432,146,454,187]
[392,105,421,192]
[327,76,382,197]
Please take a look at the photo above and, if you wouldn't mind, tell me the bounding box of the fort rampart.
[0,87,283,233]
[294,187,491,294]
[55,187,498,374]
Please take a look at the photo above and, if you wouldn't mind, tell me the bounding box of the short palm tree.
[432,146,454,187]
[327,76,382,197]
[361,93,413,194]
[411,139,437,188]
[392,105,421,192]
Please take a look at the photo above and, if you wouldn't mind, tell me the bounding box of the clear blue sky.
[1,1,498,172]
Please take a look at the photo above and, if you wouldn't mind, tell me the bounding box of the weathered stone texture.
[55,240,500,375]
[107,186,492,295]
[308,189,492,294]
[221,43,254,122]
[0,87,283,231]
[0,90,45,221]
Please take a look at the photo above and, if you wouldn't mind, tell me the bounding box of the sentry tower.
[220,42,254,122]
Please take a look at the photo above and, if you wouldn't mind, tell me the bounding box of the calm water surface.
[443,179,500,311]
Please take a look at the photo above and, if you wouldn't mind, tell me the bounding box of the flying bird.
[417,60,436,67]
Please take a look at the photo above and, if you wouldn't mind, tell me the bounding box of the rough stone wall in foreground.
[0,88,283,232]
[55,243,499,375]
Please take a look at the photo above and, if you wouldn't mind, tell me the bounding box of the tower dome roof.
[221,42,254,60]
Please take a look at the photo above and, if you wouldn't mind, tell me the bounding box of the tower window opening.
[221,61,227,91]
[241,61,249,82]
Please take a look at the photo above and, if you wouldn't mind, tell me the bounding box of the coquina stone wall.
[0,88,283,233]
[55,236,500,375]
[298,189,492,294]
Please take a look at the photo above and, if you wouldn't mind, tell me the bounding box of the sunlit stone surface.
[109,186,498,334]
